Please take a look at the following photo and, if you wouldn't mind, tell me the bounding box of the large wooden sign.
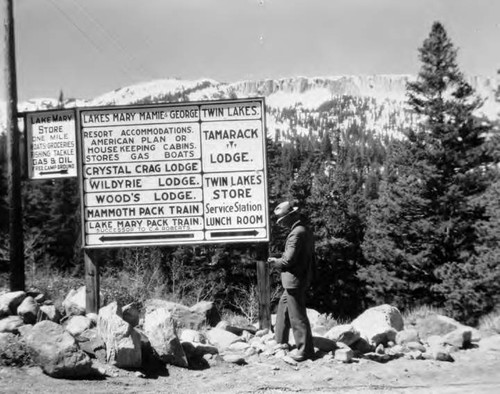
[78,98,269,248]
[25,109,77,179]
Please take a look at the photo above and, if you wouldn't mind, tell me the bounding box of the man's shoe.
[289,353,312,362]
[273,343,290,351]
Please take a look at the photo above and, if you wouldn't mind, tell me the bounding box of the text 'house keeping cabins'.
[78,99,269,248]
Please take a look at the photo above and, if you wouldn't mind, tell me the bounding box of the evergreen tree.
[361,22,498,323]
[360,138,439,309]
[319,131,333,161]
[307,163,366,318]
[305,123,385,318]
[464,70,500,317]
[45,178,80,270]
[57,90,65,108]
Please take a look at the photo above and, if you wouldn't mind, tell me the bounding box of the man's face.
[277,213,294,228]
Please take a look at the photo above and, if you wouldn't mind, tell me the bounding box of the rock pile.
[1,288,498,379]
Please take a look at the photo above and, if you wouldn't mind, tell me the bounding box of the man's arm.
[268,228,303,271]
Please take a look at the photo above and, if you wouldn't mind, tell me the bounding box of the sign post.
[76,98,270,321]
[2,0,24,291]
[256,258,271,329]
[84,249,100,313]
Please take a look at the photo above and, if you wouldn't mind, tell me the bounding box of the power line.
[67,0,153,79]
[44,0,137,82]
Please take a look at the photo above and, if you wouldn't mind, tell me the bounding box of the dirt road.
[1,344,499,393]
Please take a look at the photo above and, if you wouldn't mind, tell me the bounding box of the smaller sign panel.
[25,109,77,179]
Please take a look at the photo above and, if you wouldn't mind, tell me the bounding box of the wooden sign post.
[84,249,100,314]
[2,0,25,291]
[75,98,271,322]
[256,258,271,329]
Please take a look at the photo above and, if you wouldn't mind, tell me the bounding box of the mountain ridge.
[4,73,497,113]
[1,74,497,142]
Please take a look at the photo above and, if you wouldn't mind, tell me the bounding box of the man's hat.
[274,201,299,224]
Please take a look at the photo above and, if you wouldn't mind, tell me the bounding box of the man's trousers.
[274,287,314,357]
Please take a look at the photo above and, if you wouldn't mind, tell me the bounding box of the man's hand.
[267,257,280,270]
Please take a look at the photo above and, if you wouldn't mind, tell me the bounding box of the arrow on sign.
[39,169,68,176]
[99,233,195,243]
[210,230,259,238]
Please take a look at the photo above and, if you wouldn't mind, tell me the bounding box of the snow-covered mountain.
[1,74,498,141]
[86,74,498,114]
[89,78,221,106]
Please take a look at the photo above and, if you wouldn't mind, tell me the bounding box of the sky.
[2,0,500,101]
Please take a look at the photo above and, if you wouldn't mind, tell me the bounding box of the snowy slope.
[88,78,220,106]
[1,75,498,139]
[5,74,498,113]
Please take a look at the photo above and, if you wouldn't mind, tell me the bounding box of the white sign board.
[78,99,269,248]
[25,109,77,179]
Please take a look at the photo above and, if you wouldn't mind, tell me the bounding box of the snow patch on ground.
[89,78,218,106]
[266,88,333,109]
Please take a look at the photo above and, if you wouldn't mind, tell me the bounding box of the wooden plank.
[256,258,271,329]
[2,0,25,291]
[84,249,100,313]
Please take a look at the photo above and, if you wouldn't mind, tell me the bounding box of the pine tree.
[319,131,333,161]
[464,70,500,317]
[45,178,80,270]
[360,138,439,308]
[305,122,387,318]
[361,22,498,323]
[57,90,65,108]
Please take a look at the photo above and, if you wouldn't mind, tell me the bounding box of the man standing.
[267,201,315,361]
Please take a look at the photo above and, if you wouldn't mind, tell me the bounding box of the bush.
[100,268,169,309]
[26,267,84,312]
[402,304,446,326]
[316,313,345,330]
[478,309,500,333]
[100,247,172,308]
[227,284,259,324]
[0,334,33,367]
[221,310,253,327]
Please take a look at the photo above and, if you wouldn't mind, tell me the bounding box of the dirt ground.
[1,344,499,394]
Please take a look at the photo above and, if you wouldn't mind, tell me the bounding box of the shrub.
[221,310,253,327]
[0,334,33,367]
[227,284,259,324]
[402,304,446,326]
[100,268,169,309]
[25,267,84,312]
[478,309,500,333]
[100,247,171,308]
[316,313,345,330]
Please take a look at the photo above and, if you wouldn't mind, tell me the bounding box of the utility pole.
[2,0,25,290]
